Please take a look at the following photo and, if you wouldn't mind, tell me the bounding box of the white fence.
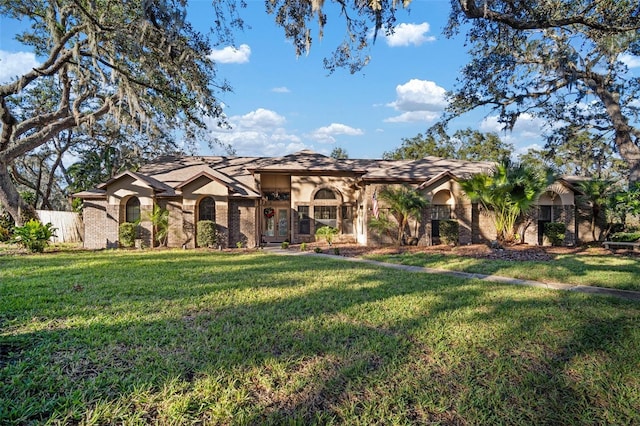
[36,210,83,243]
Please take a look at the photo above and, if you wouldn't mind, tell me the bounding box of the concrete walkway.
[263,246,640,302]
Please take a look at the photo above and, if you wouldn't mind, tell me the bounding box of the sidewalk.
[263,246,640,302]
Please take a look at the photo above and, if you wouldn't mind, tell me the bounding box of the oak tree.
[0,0,235,223]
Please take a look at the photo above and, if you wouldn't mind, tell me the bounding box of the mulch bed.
[315,242,627,262]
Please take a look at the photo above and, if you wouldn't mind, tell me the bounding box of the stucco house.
[74,150,587,249]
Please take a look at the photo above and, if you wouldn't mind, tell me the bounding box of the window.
[314,205,337,228]
[431,205,451,220]
[125,197,140,223]
[199,197,216,222]
[298,206,310,234]
[539,205,552,221]
[314,188,336,200]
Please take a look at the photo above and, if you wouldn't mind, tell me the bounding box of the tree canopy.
[442,0,640,184]
[0,0,234,223]
[383,128,513,162]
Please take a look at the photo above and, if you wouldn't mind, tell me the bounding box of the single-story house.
[74,150,589,249]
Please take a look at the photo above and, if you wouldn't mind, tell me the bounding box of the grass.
[365,250,640,292]
[1,249,639,424]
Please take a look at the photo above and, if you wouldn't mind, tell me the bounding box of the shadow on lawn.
[1,251,639,424]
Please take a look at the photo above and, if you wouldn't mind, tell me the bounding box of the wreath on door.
[264,207,275,218]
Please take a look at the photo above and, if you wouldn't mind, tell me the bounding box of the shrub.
[0,226,10,242]
[300,242,307,251]
[236,241,244,249]
[439,220,459,246]
[197,220,217,248]
[610,232,640,242]
[544,222,566,246]
[281,241,290,249]
[11,219,56,253]
[333,247,340,255]
[315,226,338,246]
[119,222,138,248]
[314,247,323,253]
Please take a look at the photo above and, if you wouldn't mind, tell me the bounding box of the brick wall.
[82,199,119,249]
[228,199,258,248]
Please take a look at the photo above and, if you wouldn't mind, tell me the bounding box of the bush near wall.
[197,220,217,248]
[610,232,640,242]
[440,220,459,246]
[119,222,138,248]
[544,222,566,246]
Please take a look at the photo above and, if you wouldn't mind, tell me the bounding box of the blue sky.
[4,0,631,160]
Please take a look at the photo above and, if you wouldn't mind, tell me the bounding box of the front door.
[263,207,289,243]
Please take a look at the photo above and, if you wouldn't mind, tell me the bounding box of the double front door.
[263,207,289,243]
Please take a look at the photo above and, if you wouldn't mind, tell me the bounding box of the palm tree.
[577,179,614,242]
[378,185,429,245]
[460,160,554,245]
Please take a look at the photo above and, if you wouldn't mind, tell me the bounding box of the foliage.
[300,242,307,251]
[0,226,11,242]
[147,204,169,247]
[543,222,566,246]
[607,183,640,227]
[196,220,217,248]
[0,0,232,224]
[384,128,512,162]
[460,159,554,244]
[439,220,459,246]
[577,178,616,241]
[10,219,56,253]
[610,232,640,243]
[383,132,455,160]
[118,222,138,248]
[442,0,640,184]
[280,241,290,249]
[378,185,429,246]
[368,212,396,242]
[314,247,323,253]
[315,226,338,246]
[236,241,244,249]
[330,147,349,159]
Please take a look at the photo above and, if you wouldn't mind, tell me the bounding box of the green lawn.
[366,250,640,292]
[1,249,639,424]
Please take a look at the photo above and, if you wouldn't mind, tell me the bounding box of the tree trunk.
[0,161,36,226]
[592,82,640,185]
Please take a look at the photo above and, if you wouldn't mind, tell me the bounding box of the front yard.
[1,249,639,424]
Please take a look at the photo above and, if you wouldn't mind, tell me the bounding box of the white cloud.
[620,53,640,68]
[383,23,436,47]
[234,108,286,129]
[208,44,251,64]
[271,86,290,93]
[384,111,441,123]
[385,79,447,123]
[206,108,306,156]
[0,50,40,83]
[309,123,364,143]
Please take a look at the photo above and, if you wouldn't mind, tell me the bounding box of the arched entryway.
[431,190,454,245]
[537,191,563,245]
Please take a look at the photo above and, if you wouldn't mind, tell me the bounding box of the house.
[73,150,586,249]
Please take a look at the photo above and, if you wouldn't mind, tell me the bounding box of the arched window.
[198,197,216,222]
[125,197,141,223]
[314,188,337,200]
